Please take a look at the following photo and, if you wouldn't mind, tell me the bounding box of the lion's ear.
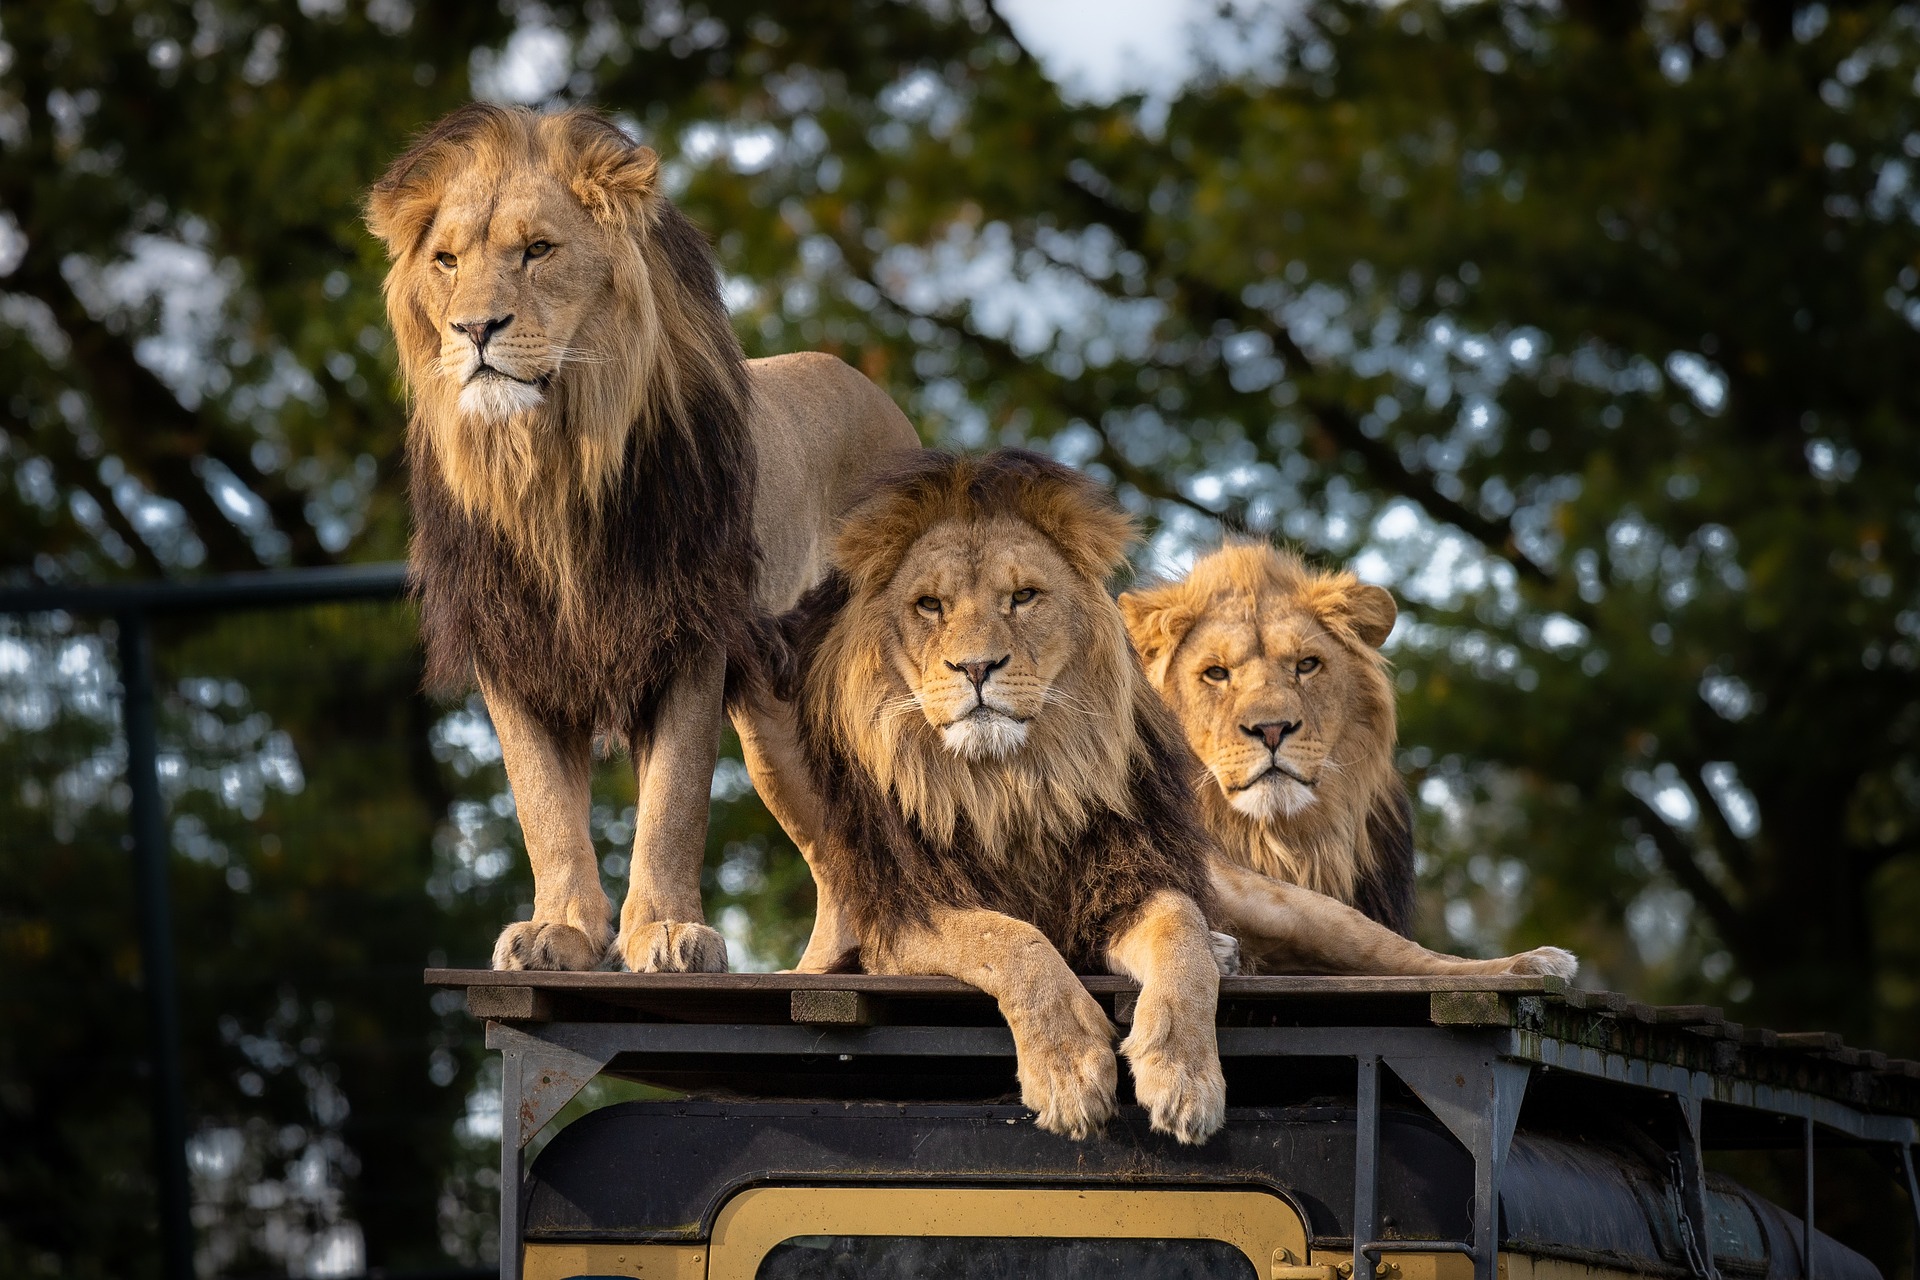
[571,138,661,226]
[1119,585,1197,688]
[1342,583,1398,649]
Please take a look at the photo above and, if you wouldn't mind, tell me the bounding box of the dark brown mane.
[408,198,762,746]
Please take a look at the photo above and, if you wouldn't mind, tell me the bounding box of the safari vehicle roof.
[429,970,1920,1280]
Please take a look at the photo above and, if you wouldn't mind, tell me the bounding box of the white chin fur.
[1228,772,1316,821]
[941,713,1030,760]
[458,376,545,423]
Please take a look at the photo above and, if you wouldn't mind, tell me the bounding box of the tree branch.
[1625,791,1748,951]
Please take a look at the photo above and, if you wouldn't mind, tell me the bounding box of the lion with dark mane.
[780,450,1228,1143]
[367,103,917,974]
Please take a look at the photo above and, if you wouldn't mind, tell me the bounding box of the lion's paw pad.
[492,921,609,972]
[620,921,729,973]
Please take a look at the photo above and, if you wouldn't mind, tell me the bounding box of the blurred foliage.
[2,0,1918,1274]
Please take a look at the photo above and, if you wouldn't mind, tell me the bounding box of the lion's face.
[1164,606,1372,820]
[410,165,613,425]
[887,517,1088,761]
[1121,543,1397,825]
[798,450,1144,853]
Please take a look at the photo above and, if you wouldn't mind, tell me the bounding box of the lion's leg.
[729,696,855,973]
[1105,890,1226,1145]
[870,908,1117,1140]
[1212,857,1578,979]
[616,647,729,974]
[481,678,612,971]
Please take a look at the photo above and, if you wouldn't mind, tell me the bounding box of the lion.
[780,449,1228,1143]
[1121,542,1576,979]
[365,103,918,974]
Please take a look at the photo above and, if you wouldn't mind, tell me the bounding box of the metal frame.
[479,1013,1920,1280]
[2,563,408,1280]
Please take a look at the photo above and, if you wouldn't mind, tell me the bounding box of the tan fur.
[368,106,920,973]
[873,908,1120,1140]
[1207,859,1578,978]
[1125,542,1577,981]
[368,108,733,626]
[1105,891,1225,1143]
[816,515,1143,864]
[786,450,1227,1142]
[1122,542,1399,904]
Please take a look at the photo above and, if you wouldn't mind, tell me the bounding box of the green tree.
[3,0,1917,1274]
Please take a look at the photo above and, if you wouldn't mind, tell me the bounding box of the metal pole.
[1353,1054,1380,1280]
[1802,1118,1815,1280]
[118,610,194,1280]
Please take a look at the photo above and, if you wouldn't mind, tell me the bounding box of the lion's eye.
[915,596,943,615]
[1297,657,1322,675]
[434,251,458,270]
[525,240,552,260]
[1203,666,1230,683]
[1010,587,1038,606]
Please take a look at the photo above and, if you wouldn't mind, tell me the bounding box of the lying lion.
[781,450,1228,1143]
[1123,542,1575,979]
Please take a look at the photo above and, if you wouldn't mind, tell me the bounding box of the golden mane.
[366,103,747,618]
[797,451,1145,857]
[781,449,1220,974]
[1122,542,1407,920]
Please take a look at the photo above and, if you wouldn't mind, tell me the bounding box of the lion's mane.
[780,450,1216,969]
[1125,543,1414,934]
[368,104,761,743]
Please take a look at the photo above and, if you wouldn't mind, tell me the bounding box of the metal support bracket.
[1353,1055,1381,1280]
[488,1022,616,1280]
[1384,1052,1531,1280]
[1671,1088,1721,1280]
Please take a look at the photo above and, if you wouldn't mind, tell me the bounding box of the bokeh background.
[3,0,1918,1275]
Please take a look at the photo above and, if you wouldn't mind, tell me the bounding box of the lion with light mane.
[367,103,917,974]
[781,449,1228,1143]
[1122,542,1576,978]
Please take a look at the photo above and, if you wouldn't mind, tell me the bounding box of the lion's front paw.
[1121,1028,1226,1145]
[619,921,729,973]
[1207,930,1241,977]
[1505,946,1579,980]
[1013,989,1117,1141]
[492,921,610,972]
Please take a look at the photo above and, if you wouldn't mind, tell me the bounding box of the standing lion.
[366,104,917,973]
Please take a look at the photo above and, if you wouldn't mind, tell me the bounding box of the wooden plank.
[790,990,875,1027]
[422,969,1560,997]
[1776,1031,1844,1053]
[467,986,551,1022]
[1429,990,1516,1027]
[1649,1004,1726,1028]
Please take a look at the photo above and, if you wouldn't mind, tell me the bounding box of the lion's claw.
[1207,930,1241,977]
[492,921,610,972]
[619,921,729,973]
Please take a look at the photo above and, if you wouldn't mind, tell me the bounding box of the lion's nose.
[946,655,1010,691]
[1243,720,1300,751]
[450,314,514,351]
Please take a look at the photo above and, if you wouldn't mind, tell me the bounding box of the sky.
[996,0,1212,102]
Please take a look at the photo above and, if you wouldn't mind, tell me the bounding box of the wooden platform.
[426,968,1920,1121]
